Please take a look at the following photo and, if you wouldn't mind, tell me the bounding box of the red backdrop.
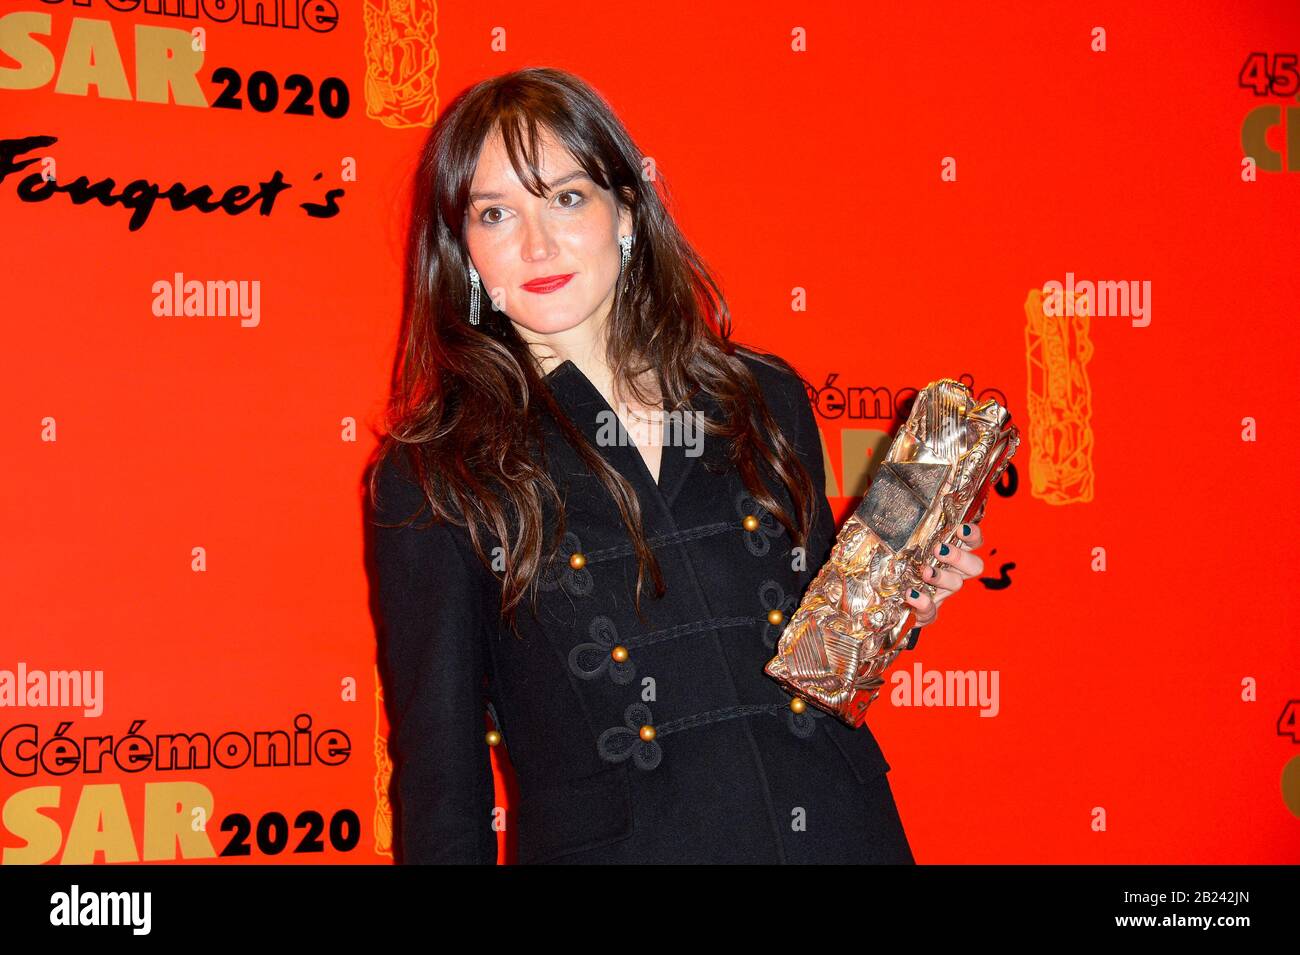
[2,0,1297,864]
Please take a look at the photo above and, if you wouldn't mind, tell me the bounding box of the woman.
[367,67,986,864]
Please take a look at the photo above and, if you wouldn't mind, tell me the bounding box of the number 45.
[1239,52,1299,96]
[1277,700,1300,741]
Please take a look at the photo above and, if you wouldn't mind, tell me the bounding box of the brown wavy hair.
[367,66,818,637]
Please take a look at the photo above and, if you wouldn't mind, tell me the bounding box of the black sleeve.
[785,371,837,576]
[370,455,498,864]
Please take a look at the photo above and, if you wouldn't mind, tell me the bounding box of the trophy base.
[763,605,918,728]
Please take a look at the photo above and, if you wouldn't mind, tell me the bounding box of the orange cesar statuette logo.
[363,0,440,128]
[1024,288,1095,505]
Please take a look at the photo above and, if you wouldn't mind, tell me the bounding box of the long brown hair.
[368,67,818,637]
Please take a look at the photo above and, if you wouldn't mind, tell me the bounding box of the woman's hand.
[903,520,985,628]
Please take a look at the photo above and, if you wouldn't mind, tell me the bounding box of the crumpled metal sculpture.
[764,379,1020,728]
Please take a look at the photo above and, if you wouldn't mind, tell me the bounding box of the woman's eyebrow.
[470,170,592,204]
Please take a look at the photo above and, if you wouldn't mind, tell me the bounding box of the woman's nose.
[519,213,558,262]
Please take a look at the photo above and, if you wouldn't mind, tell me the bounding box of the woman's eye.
[478,190,584,226]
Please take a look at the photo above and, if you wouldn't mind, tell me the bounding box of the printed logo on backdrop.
[1024,287,1095,507]
[363,0,440,127]
[0,1,443,235]
[0,3,442,331]
[373,666,394,859]
[0,697,361,863]
[1238,52,1300,174]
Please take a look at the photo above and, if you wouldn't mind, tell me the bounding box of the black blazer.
[370,349,916,864]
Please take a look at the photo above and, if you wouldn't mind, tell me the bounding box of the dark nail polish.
[962,523,971,536]
[909,588,919,598]
[940,544,950,556]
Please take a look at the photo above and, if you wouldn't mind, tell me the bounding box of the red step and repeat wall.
[2,1,1298,865]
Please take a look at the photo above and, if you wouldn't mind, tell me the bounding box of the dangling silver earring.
[618,234,633,282]
[467,262,481,325]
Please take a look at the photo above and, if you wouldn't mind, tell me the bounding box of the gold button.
[611,645,628,663]
[485,729,501,746]
[790,698,806,714]
[639,724,656,742]
[569,552,586,569]
[742,515,759,531]
[767,609,784,626]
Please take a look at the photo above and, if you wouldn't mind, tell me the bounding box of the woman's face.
[464,127,632,352]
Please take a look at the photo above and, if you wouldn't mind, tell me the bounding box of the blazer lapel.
[540,359,717,514]
[657,387,718,510]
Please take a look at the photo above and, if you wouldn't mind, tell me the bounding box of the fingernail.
[962,523,971,536]
[939,543,950,556]
[909,588,919,598]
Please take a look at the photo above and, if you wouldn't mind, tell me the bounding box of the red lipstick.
[521,273,575,293]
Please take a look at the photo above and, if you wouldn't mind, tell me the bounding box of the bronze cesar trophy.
[764,379,1020,728]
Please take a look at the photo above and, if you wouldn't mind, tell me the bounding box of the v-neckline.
[543,358,677,495]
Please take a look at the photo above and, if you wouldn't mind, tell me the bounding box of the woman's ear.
[617,186,637,233]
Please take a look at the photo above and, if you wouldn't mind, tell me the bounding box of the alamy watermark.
[1042,272,1151,327]
[595,407,706,458]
